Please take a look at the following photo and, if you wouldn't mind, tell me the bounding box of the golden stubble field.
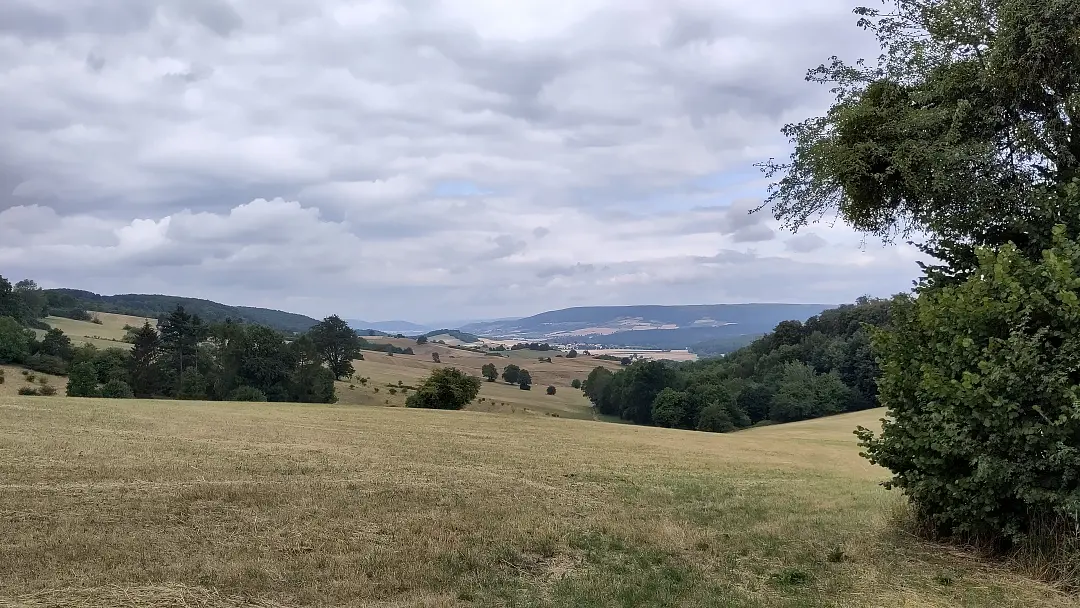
[0,398,1072,608]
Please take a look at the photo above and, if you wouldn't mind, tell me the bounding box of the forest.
[582,297,889,432]
[0,276,363,403]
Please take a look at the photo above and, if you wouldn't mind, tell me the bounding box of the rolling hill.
[43,289,321,334]
[458,304,832,350]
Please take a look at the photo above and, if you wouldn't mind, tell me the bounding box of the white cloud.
[0,0,915,321]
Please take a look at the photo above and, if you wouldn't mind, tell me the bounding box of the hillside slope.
[460,303,831,349]
[44,289,320,333]
[1,400,1064,607]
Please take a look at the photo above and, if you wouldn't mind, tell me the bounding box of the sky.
[0,0,923,323]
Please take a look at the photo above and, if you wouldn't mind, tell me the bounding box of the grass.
[42,312,154,350]
[336,339,619,419]
[0,399,1072,607]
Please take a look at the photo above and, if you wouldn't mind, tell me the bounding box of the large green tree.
[0,316,32,364]
[128,322,161,398]
[308,315,360,380]
[761,0,1080,282]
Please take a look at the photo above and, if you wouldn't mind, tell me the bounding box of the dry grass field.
[0,398,1073,608]
[337,339,621,419]
[41,312,154,350]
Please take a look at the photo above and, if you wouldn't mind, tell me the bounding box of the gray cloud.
[0,0,909,320]
[786,233,829,253]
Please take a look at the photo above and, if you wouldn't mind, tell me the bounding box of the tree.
[177,369,207,400]
[571,379,582,390]
[481,363,498,382]
[582,367,614,404]
[697,403,734,433]
[39,328,73,361]
[128,322,161,398]
[158,305,207,391]
[308,315,360,380]
[620,357,632,366]
[566,349,578,358]
[66,362,99,397]
[0,316,32,364]
[652,388,687,429]
[406,367,482,410]
[760,0,1080,285]
[501,364,521,384]
[416,335,428,345]
[518,369,532,391]
[546,385,556,396]
[228,386,267,402]
[769,362,851,423]
[100,379,134,399]
[431,352,441,364]
[859,228,1080,546]
[736,383,774,425]
[13,279,47,320]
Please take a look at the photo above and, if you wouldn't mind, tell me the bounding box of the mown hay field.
[0,398,1072,607]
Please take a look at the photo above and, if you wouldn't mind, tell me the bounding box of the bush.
[571,379,581,390]
[406,367,482,410]
[17,387,39,396]
[39,384,57,396]
[100,379,134,399]
[546,385,556,395]
[228,385,268,402]
[518,370,532,391]
[697,403,735,433]
[66,362,100,397]
[858,228,1080,548]
[25,353,68,376]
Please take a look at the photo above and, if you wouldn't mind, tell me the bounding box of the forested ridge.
[582,297,890,432]
[0,275,381,403]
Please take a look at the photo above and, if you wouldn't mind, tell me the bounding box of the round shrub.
[100,379,134,399]
[858,228,1080,545]
[546,385,556,395]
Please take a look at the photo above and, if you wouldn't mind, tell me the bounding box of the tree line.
[579,297,889,432]
[0,279,379,404]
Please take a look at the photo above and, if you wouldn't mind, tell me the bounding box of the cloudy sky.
[0,0,921,323]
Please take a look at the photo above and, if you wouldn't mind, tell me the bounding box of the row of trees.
[580,298,889,432]
[480,363,534,390]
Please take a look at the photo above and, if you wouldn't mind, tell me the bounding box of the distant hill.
[459,304,832,349]
[421,329,481,343]
[43,289,320,334]
[347,319,434,334]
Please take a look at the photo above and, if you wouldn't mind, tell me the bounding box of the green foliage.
[481,363,498,382]
[17,386,40,396]
[582,299,889,432]
[228,385,268,402]
[761,0,1080,284]
[406,367,482,410]
[651,388,687,429]
[769,363,852,423]
[566,349,578,358]
[309,315,361,380]
[0,316,33,364]
[518,369,533,391]
[696,403,735,433]
[571,379,582,390]
[128,322,161,397]
[431,352,441,364]
[24,354,68,376]
[66,362,100,398]
[416,335,428,345]
[100,379,134,399]
[546,385,556,396]
[859,227,1080,544]
[43,288,319,333]
[177,369,207,400]
[39,328,73,361]
[501,364,521,384]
